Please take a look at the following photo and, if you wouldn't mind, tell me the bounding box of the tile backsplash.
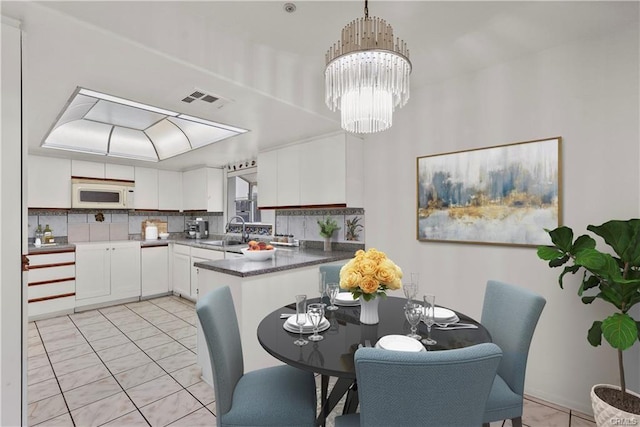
[274,208,365,244]
[27,209,223,243]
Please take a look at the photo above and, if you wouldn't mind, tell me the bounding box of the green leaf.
[548,226,574,252]
[572,235,597,253]
[558,265,581,289]
[549,255,570,268]
[602,313,638,350]
[581,296,597,304]
[588,219,640,266]
[587,321,602,346]
[580,275,601,293]
[575,249,608,270]
[537,246,565,261]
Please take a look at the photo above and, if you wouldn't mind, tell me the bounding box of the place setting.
[284,295,330,346]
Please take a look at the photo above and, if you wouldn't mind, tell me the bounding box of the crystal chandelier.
[325,0,411,134]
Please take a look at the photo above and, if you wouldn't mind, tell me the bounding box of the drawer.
[28,264,75,284]
[29,251,75,267]
[28,295,75,319]
[191,247,223,260]
[173,244,191,256]
[28,279,76,301]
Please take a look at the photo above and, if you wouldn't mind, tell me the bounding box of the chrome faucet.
[226,216,249,243]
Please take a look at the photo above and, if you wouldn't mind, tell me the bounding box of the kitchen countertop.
[193,247,356,278]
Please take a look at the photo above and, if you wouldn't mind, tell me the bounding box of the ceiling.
[2,1,637,171]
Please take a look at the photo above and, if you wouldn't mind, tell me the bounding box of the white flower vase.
[359,296,380,324]
[324,237,332,252]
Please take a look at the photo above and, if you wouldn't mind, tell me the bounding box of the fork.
[434,323,478,330]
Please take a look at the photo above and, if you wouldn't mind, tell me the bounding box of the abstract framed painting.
[416,137,562,247]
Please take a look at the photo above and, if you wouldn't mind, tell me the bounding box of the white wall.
[1,17,25,425]
[363,24,640,414]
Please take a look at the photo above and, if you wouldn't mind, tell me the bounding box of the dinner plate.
[283,318,330,334]
[334,293,360,306]
[375,335,426,352]
[283,315,330,334]
[433,307,459,322]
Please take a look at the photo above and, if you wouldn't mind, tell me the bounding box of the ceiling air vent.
[181,89,228,109]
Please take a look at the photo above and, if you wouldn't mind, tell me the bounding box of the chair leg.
[512,417,523,427]
[482,424,490,427]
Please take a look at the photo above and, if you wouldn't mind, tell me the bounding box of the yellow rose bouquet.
[339,248,403,301]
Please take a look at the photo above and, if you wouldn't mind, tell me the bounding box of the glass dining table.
[256,295,492,426]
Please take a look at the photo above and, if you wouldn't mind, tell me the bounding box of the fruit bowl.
[241,247,276,261]
[159,233,170,240]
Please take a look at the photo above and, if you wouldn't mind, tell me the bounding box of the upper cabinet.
[158,170,183,211]
[257,132,363,208]
[182,167,224,212]
[71,160,134,181]
[28,155,71,208]
[134,167,159,210]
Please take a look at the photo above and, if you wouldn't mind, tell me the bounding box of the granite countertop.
[193,247,356,278]
[28,243,77,254]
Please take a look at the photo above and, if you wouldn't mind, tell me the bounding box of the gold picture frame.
[416,137,562,247]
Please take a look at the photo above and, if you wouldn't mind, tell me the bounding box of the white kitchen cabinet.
[71,160,105,178]
[105,164,135,181]
[257,132,363,208]
[298,133,364,206]
[276,145,301,206]
[190,247,224,300]
[75,241,141,308]
[171,244,224,301]
[134,167,159,210]
[257,149,278,207]
[158,170,182,211]
[182,167,224,212]
[72,160,135,181]
[28,155,72,208]
[171,244,192,297]
[27,250,76,320]
[141,245,170,297]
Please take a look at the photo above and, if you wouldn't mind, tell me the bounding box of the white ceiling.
[2,1,637,171]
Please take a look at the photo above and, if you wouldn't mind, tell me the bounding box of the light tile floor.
[27,295,596,426]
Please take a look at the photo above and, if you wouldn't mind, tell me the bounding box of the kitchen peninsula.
[194,246,358,383]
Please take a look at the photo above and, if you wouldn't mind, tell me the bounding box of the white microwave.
[71,178,135,209]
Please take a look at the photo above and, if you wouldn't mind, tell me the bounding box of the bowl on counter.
[240,247,277,261]
[159,233,170,240]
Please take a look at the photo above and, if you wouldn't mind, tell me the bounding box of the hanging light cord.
[364,0,369,19]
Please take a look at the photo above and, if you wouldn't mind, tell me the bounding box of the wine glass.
[326,283,339,311]
[421,294,437,345]
[307,303,325,342]
[405,301,422,340]
[403,283,418,308]
[294,295,308,346]
[318,271,327,306]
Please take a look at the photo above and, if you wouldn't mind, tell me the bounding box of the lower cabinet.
[141,245,170,298]
[171,244,224,301]
[75,241,141,308]
[28,250,76,320]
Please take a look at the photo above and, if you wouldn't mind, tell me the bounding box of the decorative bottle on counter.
[43,224,54,244]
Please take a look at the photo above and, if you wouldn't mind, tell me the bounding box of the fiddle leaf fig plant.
[537,219,640,399]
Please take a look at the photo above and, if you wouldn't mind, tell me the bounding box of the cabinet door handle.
[106,248,110,251]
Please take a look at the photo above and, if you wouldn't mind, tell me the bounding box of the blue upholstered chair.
[481,280,546,427]
[334,343,503,427]
[319,264,343,286]
[196,286,317,427]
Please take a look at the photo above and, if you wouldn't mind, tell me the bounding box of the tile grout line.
[34,315,77,427]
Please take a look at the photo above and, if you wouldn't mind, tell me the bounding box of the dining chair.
[481,280,546,427]
[320,264,344,286]
[196,286,317,427]
[334,343,503,427]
